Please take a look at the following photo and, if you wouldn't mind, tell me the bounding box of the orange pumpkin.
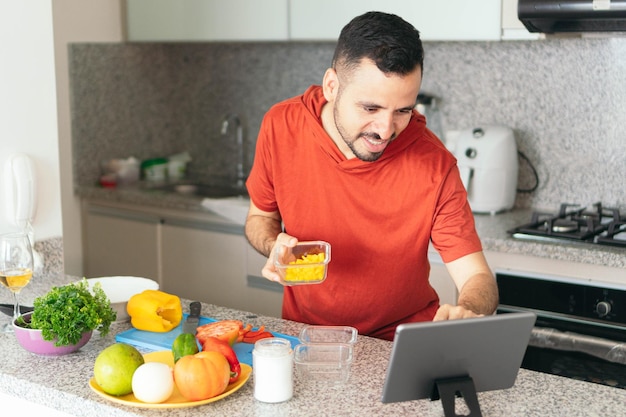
[173,351,230,401]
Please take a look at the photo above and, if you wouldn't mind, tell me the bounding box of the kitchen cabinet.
[160,221,245,310]
[160,219,282,317]
[82,204,160,279]
[246,244,284,311]
[126,0,535,42]
[126,0,288,41]
[289,0,502,41]
[427,250,458,306]
[82,201,282,317]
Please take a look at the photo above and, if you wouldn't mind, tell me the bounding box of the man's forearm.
[244,214,283,258]
[456,272,499,315]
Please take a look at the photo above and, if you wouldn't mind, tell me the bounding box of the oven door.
[496,270,626,389]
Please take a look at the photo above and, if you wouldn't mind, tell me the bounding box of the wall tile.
[69,38,626,210]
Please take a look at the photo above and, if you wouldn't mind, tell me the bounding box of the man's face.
[322,59,422,161]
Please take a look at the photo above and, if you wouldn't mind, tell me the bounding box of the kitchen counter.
[77,184,626,270]
[2,273,626,417]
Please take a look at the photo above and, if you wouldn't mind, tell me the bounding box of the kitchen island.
[2,273,626,417]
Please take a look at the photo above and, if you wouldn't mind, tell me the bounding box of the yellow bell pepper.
[126,289,183,332]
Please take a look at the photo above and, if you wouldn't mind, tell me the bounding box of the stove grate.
[508,202,625,247]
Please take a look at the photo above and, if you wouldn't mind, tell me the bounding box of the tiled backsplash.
[34,237,64,278]
[69,38,626,210]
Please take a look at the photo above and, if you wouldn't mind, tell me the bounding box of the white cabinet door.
[245,244,283,317]
[289,0,502,41]
[83,202,283,317]
[127,0,289,41]
[82,204,160,280]
[161,222,246,309]
[161,221,283,317]
[428,251,458,306]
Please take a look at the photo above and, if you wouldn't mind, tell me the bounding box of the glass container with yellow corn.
[273,241,331,285]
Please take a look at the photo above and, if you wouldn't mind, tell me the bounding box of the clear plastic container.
[299,325,358,345]
[293,343,353,384]
[274,241,331,285]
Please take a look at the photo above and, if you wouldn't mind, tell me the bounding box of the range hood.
[518,0,626,33]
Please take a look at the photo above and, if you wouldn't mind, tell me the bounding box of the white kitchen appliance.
[448,126,518,214]
[3,153,37,229]
[1,153,43,272]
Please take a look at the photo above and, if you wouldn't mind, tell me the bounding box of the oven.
[496,269,626,388]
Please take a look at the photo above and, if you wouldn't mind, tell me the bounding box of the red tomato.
[196,320,243,346]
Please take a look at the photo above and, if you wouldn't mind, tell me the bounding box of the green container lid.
[141,158,168,169]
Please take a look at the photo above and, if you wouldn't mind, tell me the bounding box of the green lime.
[94,343,144,396]
[172,333,199,363]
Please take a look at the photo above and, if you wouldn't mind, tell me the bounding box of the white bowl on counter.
[86,276,159,323]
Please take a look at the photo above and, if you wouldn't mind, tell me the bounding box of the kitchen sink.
[152,183,248,199]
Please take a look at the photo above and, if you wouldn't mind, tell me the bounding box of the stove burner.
[509,202,626,247]
[551,219,579,233]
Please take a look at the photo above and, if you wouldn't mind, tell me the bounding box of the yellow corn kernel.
[284,253,326,282]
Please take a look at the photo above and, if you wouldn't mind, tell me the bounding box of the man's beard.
[345,133,385,162]
[333,108,389,162]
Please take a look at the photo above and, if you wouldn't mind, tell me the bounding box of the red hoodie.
[247,85,481,340]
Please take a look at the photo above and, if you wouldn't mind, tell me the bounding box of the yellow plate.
[89,350,251,409]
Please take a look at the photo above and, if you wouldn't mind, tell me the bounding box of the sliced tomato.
[235,323,253,343]
[242,330,274,344]
[196,320,243,346]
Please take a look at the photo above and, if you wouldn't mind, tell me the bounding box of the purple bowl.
[13,312,92,356]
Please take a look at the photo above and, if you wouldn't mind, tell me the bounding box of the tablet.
[381,312,536,404]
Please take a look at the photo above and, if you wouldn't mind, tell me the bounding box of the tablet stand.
[430,375,483,417]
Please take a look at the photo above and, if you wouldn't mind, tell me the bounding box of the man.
[244,11,498,341]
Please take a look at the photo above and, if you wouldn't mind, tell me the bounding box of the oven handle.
[530,327,626,365]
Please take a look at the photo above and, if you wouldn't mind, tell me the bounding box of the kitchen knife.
[182,301,201,335]
[0,304,33,317]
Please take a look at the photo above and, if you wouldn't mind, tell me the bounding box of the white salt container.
[252,337,293,403]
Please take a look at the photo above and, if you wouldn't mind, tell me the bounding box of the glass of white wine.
[0,232,34,333]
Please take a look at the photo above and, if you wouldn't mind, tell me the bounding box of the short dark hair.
[332,11,424,76]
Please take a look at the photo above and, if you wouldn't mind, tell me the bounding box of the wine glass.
[0,232,34,333]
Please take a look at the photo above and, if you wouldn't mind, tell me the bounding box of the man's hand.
[260,232,298,284]
[433,304,484,321]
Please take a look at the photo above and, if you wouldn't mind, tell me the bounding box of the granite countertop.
[2,273,626,417]
[78,183,626,270]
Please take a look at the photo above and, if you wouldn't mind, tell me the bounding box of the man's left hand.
[432,304,484,321]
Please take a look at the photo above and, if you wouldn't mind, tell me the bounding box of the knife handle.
[189,301,201,318]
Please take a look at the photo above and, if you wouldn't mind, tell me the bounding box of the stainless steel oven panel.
[495,268,626,291]
[495,268,626,387]
[528,327,626,365]
[495,269,626,326]
[498,305,626,333]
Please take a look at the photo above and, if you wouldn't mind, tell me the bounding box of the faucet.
[220,114,245,189]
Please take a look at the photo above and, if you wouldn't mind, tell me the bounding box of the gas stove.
[508,202,626,248]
